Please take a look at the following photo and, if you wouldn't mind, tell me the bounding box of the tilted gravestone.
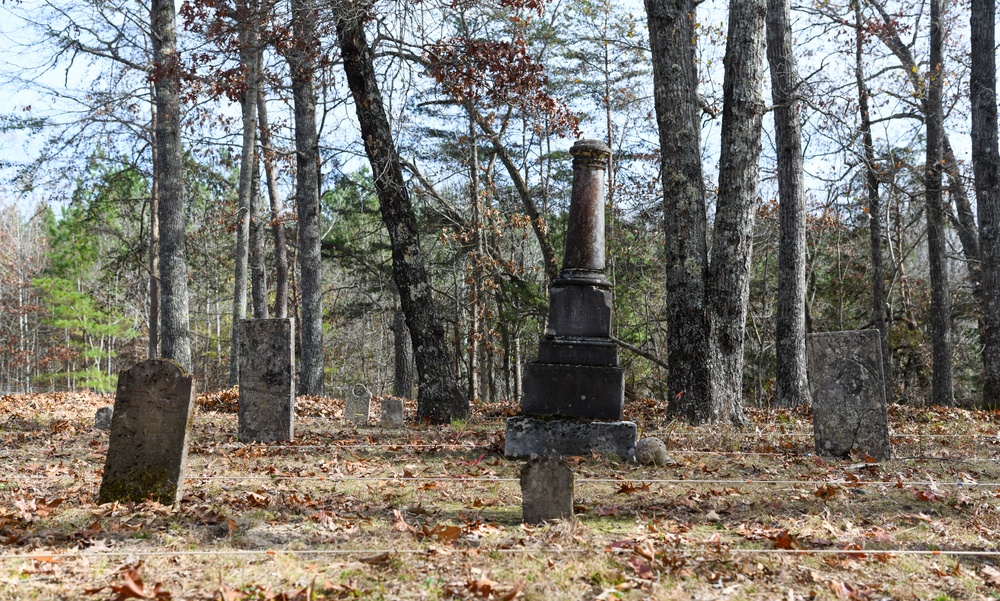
[94,406,113,430]
[238,319,295,443]
[345,386,371,425]
[505,140,636,461]
[381,398,404,428]
[98,359,195,505]
[521,457,574,524]
[807,330,891,461]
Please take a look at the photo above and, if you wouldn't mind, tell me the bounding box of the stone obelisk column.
[505,140,636,461]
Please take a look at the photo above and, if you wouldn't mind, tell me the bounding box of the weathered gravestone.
[238,319,294,443]
[98,359,195,505]
[521,457,574,524]
[807,330,891,461]
[94,406,113,430]
[381,398,404,428]
[505,140,636,461]
[345,393,371,425]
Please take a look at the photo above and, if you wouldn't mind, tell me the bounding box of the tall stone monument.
[98,359,195,505]
[505,139,636,461]
[238,318,295,443]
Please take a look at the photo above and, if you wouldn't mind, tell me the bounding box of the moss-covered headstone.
[238,318,295,443]
[98,359,195,505]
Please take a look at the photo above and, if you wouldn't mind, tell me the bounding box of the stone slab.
[546,284,612,338]
[807,330,891,461]
[381,398,404,428]
[536,337,618,366]
[521,362,624,420]
[94,406,113,430]
[98,359,195,505]
[345,395,370,425]
[504,415,636,461]
[238,318,295,443]
[521,457,574,524]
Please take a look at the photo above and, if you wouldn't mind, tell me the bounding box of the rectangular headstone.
[381,398,404,428]
[521,363,624,420]
[238,318,295,443]
[521,457,574,524]
[99,359,195,505]
[345,395,370,425]
[807,330,891,461]
[505,415,636,461]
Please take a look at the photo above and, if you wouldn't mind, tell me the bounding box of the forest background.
[0,0,991,415]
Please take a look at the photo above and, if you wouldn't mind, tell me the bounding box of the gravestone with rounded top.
[238,318,295,443]
[505,139,636,461]
[98,359,195,505]
[807,330,891,461]
[381,398,404,428]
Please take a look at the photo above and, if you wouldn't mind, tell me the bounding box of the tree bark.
[257,88,289,319]
[151,0,190,370]
[971,0,1000,407]
[392,307,414,398]
[926,0,954,406]
[645,0,712,423]
[148,93,160,360]
[336,5,468,422]
[250,151,268,319]
[228,3,259,386]
[706,0,765,427]
[289,0,324,394]
[468,105,481,405]
[767,0,810,407]
[854,0,893,403]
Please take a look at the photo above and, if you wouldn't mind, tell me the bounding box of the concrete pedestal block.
[536,337,618,366]
[521,362,624,420]
[504,415,636,461]
[546,284,612,338]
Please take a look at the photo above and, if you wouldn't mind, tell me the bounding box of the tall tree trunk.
[767,0,810,407]
[151,0,190,370]
[926,0,954,406]
[289,0,323,395]
[706,0,765,427]
[228,4,259,386]
[854,0,893,403]
[257,88,289,319]
[392,307,414,398]
[971,0,1000,407]
[467,104,481,405]
[250,153,268,319]
[148,94,160,360]
[645,0,712,423]
[336,5,468,422]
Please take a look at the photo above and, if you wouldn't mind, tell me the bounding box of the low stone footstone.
[807,330,891,461]
[505,416,636,461]
[94,406,113,430]
[238,319,295,443]
[521,457,574,524]
[98,359,195,505]
[381,398,404,428]
[635,437,669,466]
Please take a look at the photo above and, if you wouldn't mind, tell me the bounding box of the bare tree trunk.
[392,307,414,398]
[151,0,190,370]
[645,0,712,423]
[467,105,481,405]
[289,0,323,394]
[148,93,160,360]
[706,0,765,426]
[257,89,289,319]
[250,152,268,319]
[336,4,468,422]
[971,0,1000,407]
[926,0,954,406]
[854,0,893,403]
[767,0,810,407]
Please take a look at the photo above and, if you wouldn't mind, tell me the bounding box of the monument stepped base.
[504,415,636,462]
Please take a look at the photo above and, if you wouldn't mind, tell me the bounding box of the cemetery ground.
[3,393,1000,600]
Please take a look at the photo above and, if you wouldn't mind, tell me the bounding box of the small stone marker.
[238,319,295,443]
[98,359,195,505]
[807,330,891,461]
[345,395,370,425]
[635,437,669,466]
[381,398,404,428]
[521,457,574,524]
[94,406,113,430]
